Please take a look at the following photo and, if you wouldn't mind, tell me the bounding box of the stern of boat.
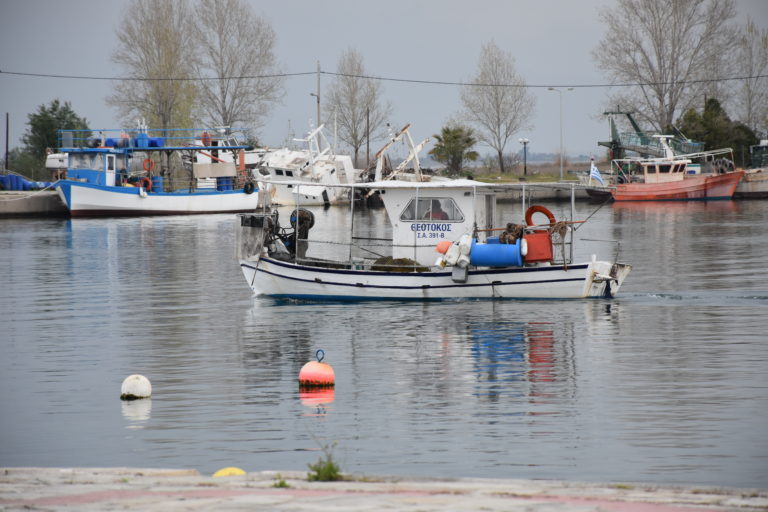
[236,211,276,262]
[583,257,632,298]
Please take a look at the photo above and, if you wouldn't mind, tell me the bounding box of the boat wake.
[630,291,768,305]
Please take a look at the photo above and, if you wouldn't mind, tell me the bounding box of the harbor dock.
[0,190,67,216]
[1,467,765,511]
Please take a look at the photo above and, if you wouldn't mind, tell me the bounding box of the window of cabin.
[90,153,104,171]
[400,197,464,222]
[275,169,284,176]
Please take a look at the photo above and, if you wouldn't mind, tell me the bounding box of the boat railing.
[287,230,573,270]
[619,132,704,155]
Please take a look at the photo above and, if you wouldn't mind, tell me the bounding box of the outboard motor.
[236,211,278,262]
[286,208,315,259]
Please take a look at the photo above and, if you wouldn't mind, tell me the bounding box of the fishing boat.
[235,180,632,300]
[734,141,768,199]
[601,135,744,201]
[254,124,359,206]
[54,126,265,216]
[735,168,768,199]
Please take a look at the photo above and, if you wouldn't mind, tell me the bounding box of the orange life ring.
[525,205,556,226]
[143,158,155,172]
[138,177,152,192]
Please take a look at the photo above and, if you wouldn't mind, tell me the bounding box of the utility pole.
[4,113,9,171]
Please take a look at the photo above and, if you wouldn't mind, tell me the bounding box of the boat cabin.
[65,147,130,186]
[375,180,495,265]
[635,157,691,184]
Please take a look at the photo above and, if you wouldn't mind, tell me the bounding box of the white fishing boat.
[236,180,632,300]
[255,124,359,206]
[54,126,265,216]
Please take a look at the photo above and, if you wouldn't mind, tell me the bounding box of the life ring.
[143,158,155,172]
[525,205,556,227]
[243,181,255,194]
[138,177,152,192]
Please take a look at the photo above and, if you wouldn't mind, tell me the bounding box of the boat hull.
[266,182,347,206]
[57,181,261,216]
[240,256,631,300]
[611,170,744,201]
[734,168,768,199]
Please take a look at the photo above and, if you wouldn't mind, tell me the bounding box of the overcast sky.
[1,0,766,163]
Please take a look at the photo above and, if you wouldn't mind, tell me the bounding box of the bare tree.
[193,0,284,137]
[732,18,768,137]
[460,41,534,174]
[592,0,737,132]
[109,0,198,130]
[325,48,392,167]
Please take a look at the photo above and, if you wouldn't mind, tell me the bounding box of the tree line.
[4,0,767,179]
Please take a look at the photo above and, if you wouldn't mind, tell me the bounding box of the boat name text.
[410,223,452,239]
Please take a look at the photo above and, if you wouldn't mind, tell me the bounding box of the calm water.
[1,200,767,487]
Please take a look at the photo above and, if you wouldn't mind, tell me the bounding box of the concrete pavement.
[1,467,766,511]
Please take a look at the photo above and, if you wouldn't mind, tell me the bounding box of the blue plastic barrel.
[134,133,149,148]
[469,238,524,267]
[151,176,164,192]
[216,177,232,191]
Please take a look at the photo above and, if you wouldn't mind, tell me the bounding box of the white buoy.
[120,374,152,400]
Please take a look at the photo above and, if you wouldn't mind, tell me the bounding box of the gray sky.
[1,0,766,163]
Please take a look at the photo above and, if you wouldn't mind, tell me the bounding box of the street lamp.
[310,93,320,128]
[310,60,321,128]
[519,138,529,176]
[548,87,573,182]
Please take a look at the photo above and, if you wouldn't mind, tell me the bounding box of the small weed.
[613,483,634,490]
[307,442,342,481]
[272,474,290,488]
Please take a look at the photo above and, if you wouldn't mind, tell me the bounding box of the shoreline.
[1,467,765,511]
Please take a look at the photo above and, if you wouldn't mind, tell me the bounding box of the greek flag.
[590,161,604,185]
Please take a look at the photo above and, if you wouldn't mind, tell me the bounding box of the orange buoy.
[435,240,452,254]
[299,349,335,388]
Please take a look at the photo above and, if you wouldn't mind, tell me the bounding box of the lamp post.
[310,93,320,128]
[548,87,573,182]
[310,60,321,128]
[519,138,529,176]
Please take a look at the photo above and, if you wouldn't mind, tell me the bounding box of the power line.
[0,70,314,81]
[320,71,768,89]
[1,68,766,89]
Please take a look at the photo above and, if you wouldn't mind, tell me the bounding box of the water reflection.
[121,399,152,427]
[465,313,578,411]
[3,206,767,487]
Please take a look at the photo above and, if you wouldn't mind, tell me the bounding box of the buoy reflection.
[121,398,152,428]
[300,388,335,407]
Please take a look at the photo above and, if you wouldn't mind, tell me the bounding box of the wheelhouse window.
[275,169,284,176]
[400,197,464,222]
